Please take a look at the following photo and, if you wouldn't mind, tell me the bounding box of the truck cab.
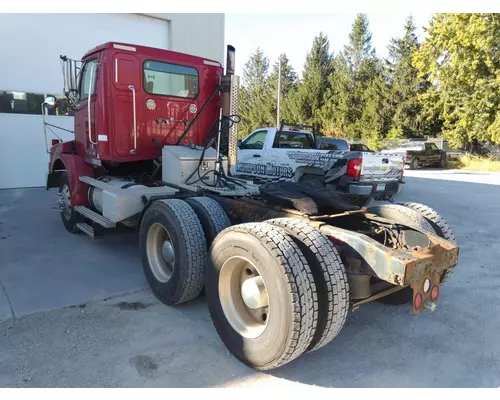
[46,42,223,207]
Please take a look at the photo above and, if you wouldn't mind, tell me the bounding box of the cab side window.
[80,59,98,102]
[241,130,268,150]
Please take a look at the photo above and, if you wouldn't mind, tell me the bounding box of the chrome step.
[74,206,116,228]
[76,223,103,239]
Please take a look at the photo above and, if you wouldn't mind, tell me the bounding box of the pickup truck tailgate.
[359,153,404,182]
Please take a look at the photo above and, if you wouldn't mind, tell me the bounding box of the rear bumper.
[346,181,402,197]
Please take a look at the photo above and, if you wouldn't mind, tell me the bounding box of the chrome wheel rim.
[219,256,269,339]
[147,223,175,283]
[61,184,72,220]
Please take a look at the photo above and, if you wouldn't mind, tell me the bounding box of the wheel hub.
[218,256,269,339]
[147,223,175,283]
[241,276,268,309]
[58,184,71,219]
[161,240,175,263]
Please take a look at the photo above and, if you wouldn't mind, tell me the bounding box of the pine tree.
[267,53,298,125]
[321,14,387,141]
[289,33,334,125]
[386,16,432,138]
[238,48,272,136]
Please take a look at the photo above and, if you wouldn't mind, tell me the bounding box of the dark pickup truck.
[382,141,447,169]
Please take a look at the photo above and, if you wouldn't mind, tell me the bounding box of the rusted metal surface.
[318,224,459,287]
[308,208,367,220]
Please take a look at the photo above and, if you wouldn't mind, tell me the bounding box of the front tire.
[206,222,318,370]
[139,199,207,305]
[58,171,81,234]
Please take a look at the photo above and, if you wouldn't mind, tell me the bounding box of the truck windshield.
[274,131,314,149]
[143,60,198,99]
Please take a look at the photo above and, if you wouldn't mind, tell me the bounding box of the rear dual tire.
[206,220,349,370]
[206,222,318,370]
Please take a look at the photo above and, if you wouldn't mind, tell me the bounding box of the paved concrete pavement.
[0,188,146,321]
[1,170,500,387]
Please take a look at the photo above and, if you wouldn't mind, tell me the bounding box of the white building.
[0,13,225,189]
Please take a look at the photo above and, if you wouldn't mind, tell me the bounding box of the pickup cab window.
[427,143,439,152]
[273,131,314,149]
[241,130,268,150]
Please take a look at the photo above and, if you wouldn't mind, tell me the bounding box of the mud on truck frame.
[42,43,460,371]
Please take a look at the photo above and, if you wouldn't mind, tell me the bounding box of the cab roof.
[82,42,222,68]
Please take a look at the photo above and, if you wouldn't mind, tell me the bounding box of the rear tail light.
[347,158,362,178]
[414,292,423,309]
[431,286,439,301]
[51,139,61,146]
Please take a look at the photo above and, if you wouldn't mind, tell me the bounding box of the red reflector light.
[431,286,439,300]
[347,158,362,178]
[414,293,423,309]
[51,139,61,146]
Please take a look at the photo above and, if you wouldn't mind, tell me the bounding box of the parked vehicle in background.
[315,138,374,153]
[382,141,447,169]
[349,143,374,153]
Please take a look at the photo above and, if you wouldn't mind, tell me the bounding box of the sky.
[224,13,434,80]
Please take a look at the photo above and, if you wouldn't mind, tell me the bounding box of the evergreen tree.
[413,13,500,148]
[386,16,433,138]
[289,32,334,125]
[238,48,272,136]
[267,53,298,125]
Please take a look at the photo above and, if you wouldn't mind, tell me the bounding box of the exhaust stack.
[220,45,240,170]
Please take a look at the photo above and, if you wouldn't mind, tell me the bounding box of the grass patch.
[451,154,500,172]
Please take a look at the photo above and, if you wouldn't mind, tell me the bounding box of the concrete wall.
[0,13,224,189]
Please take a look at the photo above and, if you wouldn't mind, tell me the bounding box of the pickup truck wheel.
[439,154,447,168]
[139,199,207,306]
[206,222,318,370]
[58,171,82,234]
[397,202,456,284]
[365,204,437,305]
[265,218,349,352]
[410,158,419,170]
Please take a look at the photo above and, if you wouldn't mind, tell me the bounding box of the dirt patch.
[131,355,158,378]
[116,301,149,310]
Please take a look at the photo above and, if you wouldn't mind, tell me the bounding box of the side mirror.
[43,96,57,110]
[237,139,242,148]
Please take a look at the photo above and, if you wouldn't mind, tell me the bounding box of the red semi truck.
[43,42,459,371]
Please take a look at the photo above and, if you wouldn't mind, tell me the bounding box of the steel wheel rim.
[147,223,175,283]
[61,184,72,220]
[218,256,270,339]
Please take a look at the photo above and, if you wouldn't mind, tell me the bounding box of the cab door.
[233,129,269,176]
[74,58,99,158]
[112,53,141,157]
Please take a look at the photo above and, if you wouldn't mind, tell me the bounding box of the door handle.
[129,85,137,155]
[88,63,98,145]
[253,154,261,157]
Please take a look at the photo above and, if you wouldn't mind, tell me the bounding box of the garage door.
[0,14,169,189]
